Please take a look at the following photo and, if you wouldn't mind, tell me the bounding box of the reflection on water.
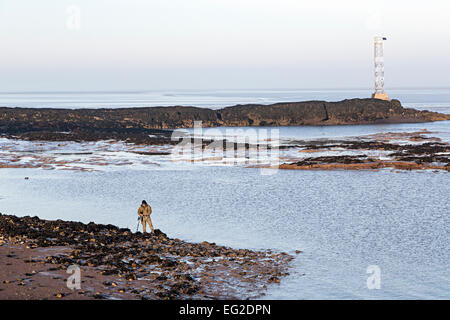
[0,167,448,299]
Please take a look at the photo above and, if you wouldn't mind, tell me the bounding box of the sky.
[0,0,449,91]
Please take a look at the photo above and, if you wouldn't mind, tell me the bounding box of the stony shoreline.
[0,214,293,300]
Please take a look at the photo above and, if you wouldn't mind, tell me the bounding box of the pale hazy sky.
[1,0,449,91]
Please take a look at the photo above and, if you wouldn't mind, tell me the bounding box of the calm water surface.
[1,88,450,113]
[0,89,449,299]
[0,167,448,299]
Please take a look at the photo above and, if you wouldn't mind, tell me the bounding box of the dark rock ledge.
[1,98,449,145]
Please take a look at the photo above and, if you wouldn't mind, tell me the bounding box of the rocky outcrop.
[1,99,449,144]
[277,132,450,172]
[215,98,449,127]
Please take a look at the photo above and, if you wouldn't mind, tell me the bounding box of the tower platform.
[371,93,390,101]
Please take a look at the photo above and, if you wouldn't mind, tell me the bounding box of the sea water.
[0,167,448,299]
[1,88,450,114]
[0,88,449,299]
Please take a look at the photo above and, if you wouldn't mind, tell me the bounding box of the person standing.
[137,200,154,234]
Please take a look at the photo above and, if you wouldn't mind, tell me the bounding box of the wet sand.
[0,214,293,300]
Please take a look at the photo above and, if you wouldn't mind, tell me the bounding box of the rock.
[268,276,280,283]
[1,99,449,146]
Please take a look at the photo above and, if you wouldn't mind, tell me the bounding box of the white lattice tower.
[372,36,390,100]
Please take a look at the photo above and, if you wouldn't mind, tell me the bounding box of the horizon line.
[1,86,450,94]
